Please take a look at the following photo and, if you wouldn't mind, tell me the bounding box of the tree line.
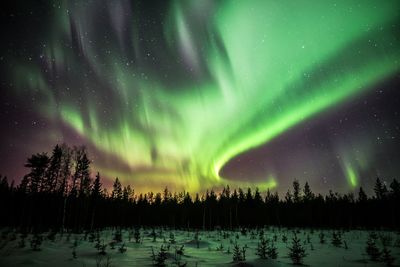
[0,144,399,232]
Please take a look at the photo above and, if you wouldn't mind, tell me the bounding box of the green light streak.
[14,0,400,192]
[345,165,358,188]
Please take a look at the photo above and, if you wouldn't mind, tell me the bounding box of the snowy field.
[0,227,399,267]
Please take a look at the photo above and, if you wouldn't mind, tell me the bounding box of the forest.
[1,144,399,232]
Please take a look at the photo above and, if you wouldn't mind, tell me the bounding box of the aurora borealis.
[0,0,399,194]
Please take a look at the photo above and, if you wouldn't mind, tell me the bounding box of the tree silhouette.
[0,143,399,231]
[44,144,62,193]
[358,187,367,202]
[303,182,314,201]
[389,179,399,199]
[112,177,123,200]
[374,177,387,200]
[288,234,307,265]
[24,153,50,193]
[293,180,301,203]
[58,144,72,195]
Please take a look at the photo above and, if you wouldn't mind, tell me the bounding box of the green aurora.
[11,0,400,192]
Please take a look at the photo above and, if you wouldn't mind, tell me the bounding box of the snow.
[0,228,399,267]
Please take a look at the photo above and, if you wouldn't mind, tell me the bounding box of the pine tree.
[169,232,176,244]
[293,180,301,203]
[123,185,133,202]
[267,241,278,259]
[374,178,387,200]
[303,182,314,201]
[114,229,122,242]
[119,243,127,253]
[91,172,102,199]
[331,231,342,247]
[194,231,200,248]
[285,190,293,203]
[77,149,91,196]
[381,247,395,266]
[366,236,381,261]
[18,236,26,248]
[255,237,268,259]
[288,234,307,265]
[150,228,157,242]
[163,187,171,202]
[358,187,368,202]
[30,234,43,251]
[24,153,50,193]
[176,245,185,256]
[134,228,141,243]
[72,246,77,259]
[44,144,63,193]
[319,232,325,244]
[153,245,168,267]
[98,241,107,255]
[112,177,122,200]
[254,187,263,204]
[71,146,90,196]
[282,234,288,243]
[0,175,8,192]
[343,240,348,250]
[233,243,244,262]
[18,175,29,193]
[58,144,72,195]
[389,179,400,200]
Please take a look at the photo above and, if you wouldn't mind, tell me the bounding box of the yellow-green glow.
[13,0,400,192]
[346,165,358,188]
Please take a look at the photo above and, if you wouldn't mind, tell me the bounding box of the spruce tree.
[331,231,342,247]
[71,146,86,195]
[366,236,381,261]
[288,234,307,265]
[91,172,102,199]
[293,180,301,203]
[233,243,244,262]
[169,232,176,244]
[134,228,141,243]
[358,187,368,202]
[30,234,42,251]
[285,190,293,203]
[119,243,127,253]
[374,178,387,200]
[267,241,278,259]
[24,153,50,193]
[44,144,63,192]
[381,247,395,266]
[389,179,400,200]
[112,177,123,200]
[303,182,314,201]
[58,144,72,195]
[77,149,91,196]
[154,245,168,267]
[255,237,268,259]
[319,232,325,244]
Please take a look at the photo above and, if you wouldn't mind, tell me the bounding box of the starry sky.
[0,0,399,194]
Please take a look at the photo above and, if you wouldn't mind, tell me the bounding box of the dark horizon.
[1,141,399,197]
[1,0,400,195]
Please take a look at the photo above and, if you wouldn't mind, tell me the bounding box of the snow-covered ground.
[0,227,399,266]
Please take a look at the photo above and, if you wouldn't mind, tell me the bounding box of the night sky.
[0,0,399,195]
